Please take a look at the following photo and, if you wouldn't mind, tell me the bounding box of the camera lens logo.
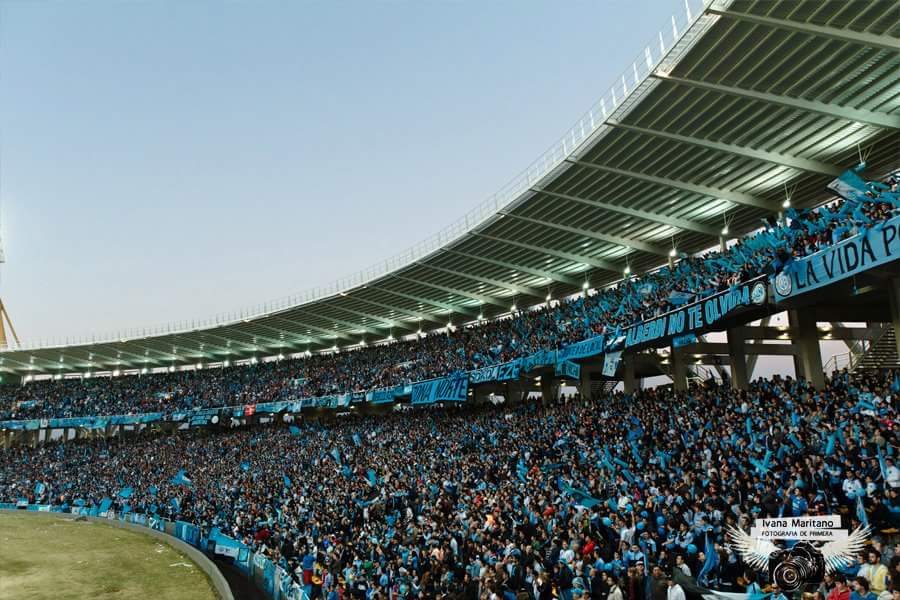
[774,271,793,297]
[769,542,825,591]
[727,525,870,592]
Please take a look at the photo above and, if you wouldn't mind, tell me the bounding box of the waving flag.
[171,469,193,487]
[697,534,719,585]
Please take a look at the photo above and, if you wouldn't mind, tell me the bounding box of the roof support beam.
[607,120,843,176]
[445,248,582,287]
[652,72,900,130]
[707,7,900,54]
[346,295,446,326]
[394,275,508,309]
[500,211,670,257]
[473,233,624,274]
[321,302,402,329]
[368,285,478,317]
[534,187,719,235]
[88,340,174,367]
[243,320,323,347]
[421,259,545,298]
[188,331,259,356]
[296,310,383,336]
[566,158,776,211]
[266,315,354,342]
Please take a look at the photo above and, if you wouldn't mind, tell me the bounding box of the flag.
[289,426,301,437]
[697,533,719,585]
[148,485,158,496]
[352,433,362,446]
[630,441,643,467]
[877,445,889,482]
[857,495,868,527]
[283,474,292,488]
[240,462,250,472]
[825,432,837,456]
[365,469,378,487]
[34,482,46,495]
[330,448,341,464]
[171,469,193,487]
[118,487,133,499]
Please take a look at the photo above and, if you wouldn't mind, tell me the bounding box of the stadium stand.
[1,371,898,599]
[0,165,898,421]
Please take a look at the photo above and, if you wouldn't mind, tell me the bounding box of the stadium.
[1,1,899,599]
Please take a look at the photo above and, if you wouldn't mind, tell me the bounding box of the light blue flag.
[330,448,341,464]
[289,426,301,437]
[283,474,292,488]
[856,495,868,527]
[697,533,719,585]
[34,482,46,495]
[148,485,158,496]
[171,469,193,487]
[118,487,133,499]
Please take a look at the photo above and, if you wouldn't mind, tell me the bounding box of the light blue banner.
[624,278,767,350]
[468,364,499,384]
[554,360,581,380]
[365,386,402,404]
[411,374,469,405]
[774,214,900,301]
[557,335,605,361]
[602,350,622,377]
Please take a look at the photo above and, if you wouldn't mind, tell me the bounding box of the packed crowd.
[1,167,898,422]
[2,369,898,599]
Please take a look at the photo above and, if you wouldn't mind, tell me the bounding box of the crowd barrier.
[0,503,307,600]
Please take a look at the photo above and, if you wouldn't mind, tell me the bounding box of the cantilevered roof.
[3,0,899,375]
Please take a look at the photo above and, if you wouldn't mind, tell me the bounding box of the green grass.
[0,512,218,600]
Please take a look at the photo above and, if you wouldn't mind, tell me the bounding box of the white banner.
[750,515,847,540]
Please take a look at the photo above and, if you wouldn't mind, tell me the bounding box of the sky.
[0,0,696,345]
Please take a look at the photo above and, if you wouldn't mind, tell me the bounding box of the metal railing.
[8,0,718,352]
[823,323,889,374]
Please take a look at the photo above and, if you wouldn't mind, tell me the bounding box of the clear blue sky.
[2,0,684,344]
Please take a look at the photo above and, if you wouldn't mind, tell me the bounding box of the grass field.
[0,512,219,600]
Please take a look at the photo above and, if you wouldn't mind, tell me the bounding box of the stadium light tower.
[0,225,20,350]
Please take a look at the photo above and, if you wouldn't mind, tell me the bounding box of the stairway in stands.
[854,325,900,371]
[590,380,619,397]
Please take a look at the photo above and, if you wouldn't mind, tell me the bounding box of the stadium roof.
[4,0,900,376]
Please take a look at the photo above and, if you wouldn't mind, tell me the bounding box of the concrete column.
[540,378,559,403]
[623,354,637,394]
[727,327,749,390]
[887,277,900,358]
[789,310,824,389]
[670,346,688,391]
[577,363,601,400]
[472,386,491,405]
[504,381,527,405]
